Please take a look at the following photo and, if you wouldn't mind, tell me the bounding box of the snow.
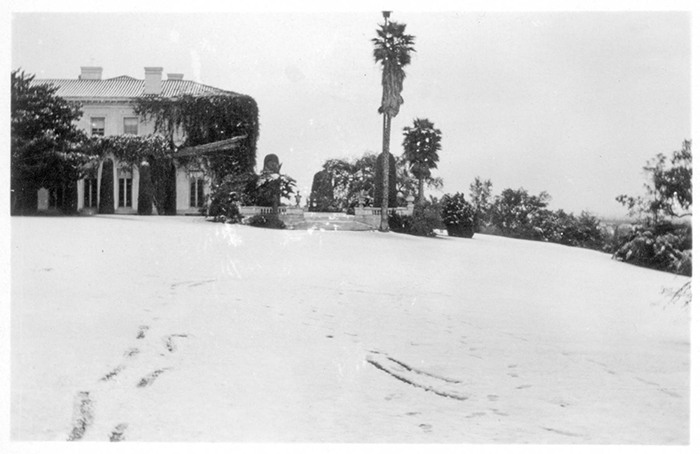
[7,215,693,449]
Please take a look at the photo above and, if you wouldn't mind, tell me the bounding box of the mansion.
[31,66,247,215]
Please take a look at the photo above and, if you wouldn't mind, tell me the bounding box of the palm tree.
[372,11,415,231]
[402,118,441,204]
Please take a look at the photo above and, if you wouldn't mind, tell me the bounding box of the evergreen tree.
[137,161,153,215]
[11,69,92,213]
[469,177,493,231]
[402,118,441,204]
[99,159,115,214]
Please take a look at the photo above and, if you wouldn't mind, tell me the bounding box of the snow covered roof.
[30,76,241,100]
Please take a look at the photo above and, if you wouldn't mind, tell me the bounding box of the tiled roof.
[30,77,241,100]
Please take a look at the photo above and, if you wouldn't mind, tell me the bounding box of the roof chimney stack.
[167,73,184,81]
[144,67,163,95]
[80,66,103,80]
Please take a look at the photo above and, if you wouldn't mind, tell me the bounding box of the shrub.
[206,174,252,223]
[612,223,692,276]
[489,188,550,239]
[610,141,693,279]
[389,197,444,237]
[529,209,606,250]
[419,197,446,231]
[388,210,436,237]
[440,192,475,238]
[388,212,412,233]
[564,211,605,250]
[246,213,286,229]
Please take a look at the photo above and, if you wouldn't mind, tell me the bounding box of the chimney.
[144,67,163,95]
[80,66,103,80]
[167,73,184,81]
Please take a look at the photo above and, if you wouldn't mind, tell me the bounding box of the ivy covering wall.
[85,134,175,214]
[133,94,260,181]
[81,93,259,215]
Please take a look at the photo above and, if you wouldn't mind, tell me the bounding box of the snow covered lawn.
[10,215,690,443]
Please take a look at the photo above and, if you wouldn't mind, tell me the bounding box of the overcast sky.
[10,7,691,218]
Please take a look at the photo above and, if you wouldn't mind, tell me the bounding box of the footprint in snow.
[109,423,128,442]
[100,365,125,382]
[163,334,189,353]
[490,408,508,417]
[136,325,149,339]
[137,368,170,388]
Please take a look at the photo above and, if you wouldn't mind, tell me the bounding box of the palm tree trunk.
[380,113,391,231]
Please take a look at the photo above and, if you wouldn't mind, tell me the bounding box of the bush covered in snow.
[440,192,475,238]
[207,168,296,224]
[388,211,436,238]
[389,212,427,236]
[474,185,606,250]
[206,174,251,223]
[611,141,692,276]
[245,213,286,229]
[612,223,692,276]
[527,209,606,250]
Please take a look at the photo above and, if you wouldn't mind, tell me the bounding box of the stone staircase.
[239,206,413,231]
[287,212,378,231]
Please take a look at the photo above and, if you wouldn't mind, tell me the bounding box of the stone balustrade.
[235,204,414,231]
[239,206,294,216]
[353,206,413,216]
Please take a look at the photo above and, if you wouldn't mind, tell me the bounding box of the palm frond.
[373,20,416,118]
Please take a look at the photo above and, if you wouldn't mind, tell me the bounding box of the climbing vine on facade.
[133,94,260,181]
[84,134,175,214]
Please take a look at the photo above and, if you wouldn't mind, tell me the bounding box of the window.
[123,117,138,135]
[84,178,98,208]
[91,117,105,136]
[190,177,205,208]
[118,177,132,207]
